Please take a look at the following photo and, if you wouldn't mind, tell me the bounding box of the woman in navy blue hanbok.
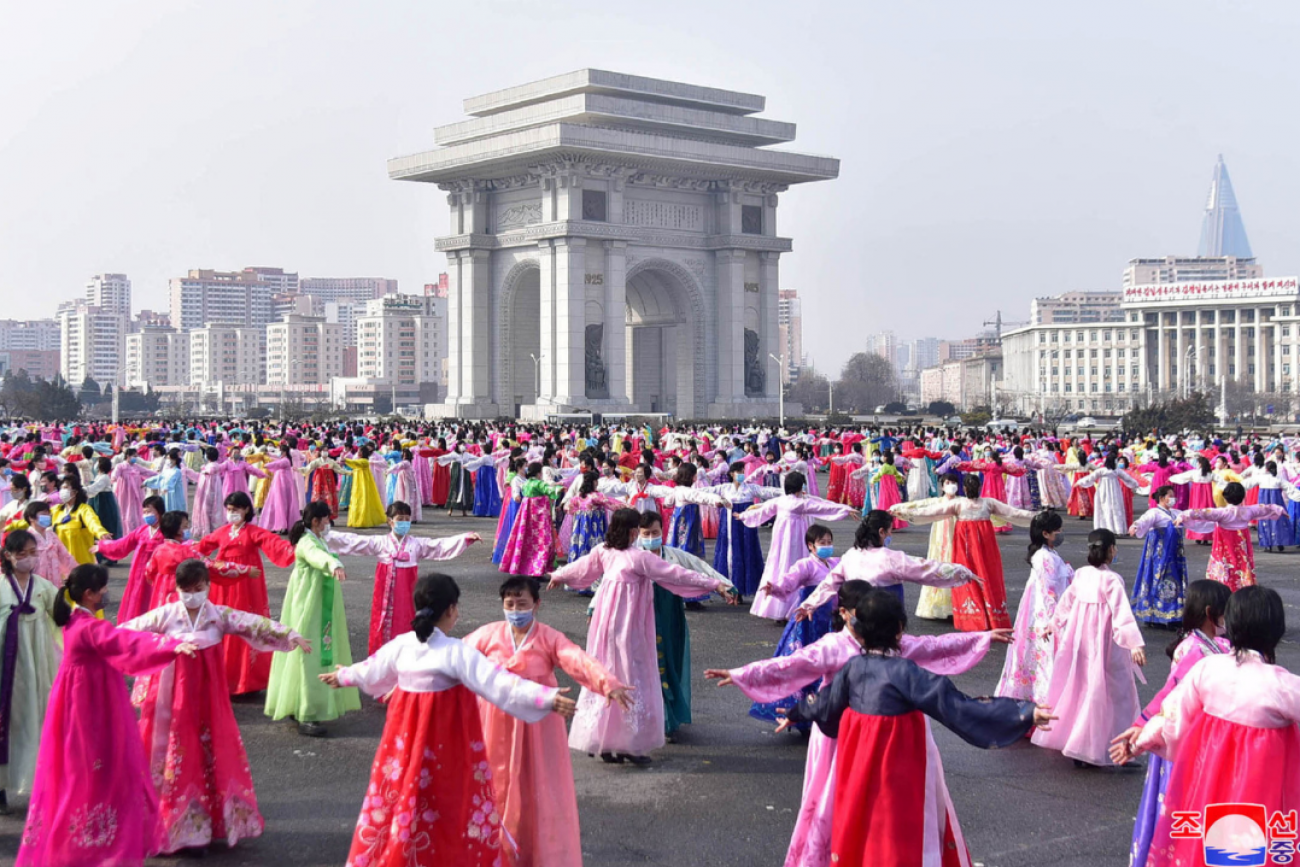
[1127,484,1189,626]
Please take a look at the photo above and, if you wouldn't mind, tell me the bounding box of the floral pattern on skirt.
[499,497,558,577]
[1206,526,1256,591]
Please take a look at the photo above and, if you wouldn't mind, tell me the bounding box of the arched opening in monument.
[625,267,696,418]
[507,268,541,416]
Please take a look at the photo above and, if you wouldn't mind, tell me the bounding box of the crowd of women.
[1,416,1299,867]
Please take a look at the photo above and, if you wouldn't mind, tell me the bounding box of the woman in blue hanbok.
[1127,484,1189,626]
[143,448,198,513]
[472,446,503,518]
[702,464,781,598]
[1243,460,1299,552]
[666,463,707,558]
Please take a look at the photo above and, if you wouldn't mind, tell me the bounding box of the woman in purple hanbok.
[219,448,268,500]
[111,453,153,535]
[255,452,300,534]
[190,447,226,539]
[995,510,1073,705]
[742,472,856,620]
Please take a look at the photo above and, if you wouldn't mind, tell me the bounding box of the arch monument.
[388,69,839,419]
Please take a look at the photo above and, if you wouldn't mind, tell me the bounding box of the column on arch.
[603,241,628,403]
[538,237,586,406]
[759,251,781,398]
[714,248,747,406]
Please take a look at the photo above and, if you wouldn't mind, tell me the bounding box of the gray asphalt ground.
[2,487,1298,866]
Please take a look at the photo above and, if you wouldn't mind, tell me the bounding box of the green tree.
[834,353,897,413]
[927,400,956,417]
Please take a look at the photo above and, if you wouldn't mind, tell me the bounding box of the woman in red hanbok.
[889,475,1036,631]
[956,447,1025,534]
[1176,482,1285,591]
[123,559,309,853]
[17,564,196,867]
[194,493,297,694]
[1064,443,1095,519]
[320,573,576,867]
[1171,457,1217,544]
[417,442,450,507]
[94,495,167,624]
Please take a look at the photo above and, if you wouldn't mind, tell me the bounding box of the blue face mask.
[393,520,412,536]
[37,514,52,528]
[143,513,158,526]
[815,545,834,560]
[639,536,662,551]
[182,529,192,541]
[504,609,534,629]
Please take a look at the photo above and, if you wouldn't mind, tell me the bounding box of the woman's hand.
[1108,724,1144,765]
[1131,647,1147,667]
[317,665,344,688]
[721,586,741,606]
[774,708,796,734]
[333,567,347,583]
[545,574,565,591]
[703,669,734,687]
[174,642,199,657]
[1032,705,1057,731]
[606,686,635,711]
[988,628,1015,644]
[793,606,812,622]
[290,634,313,654]
[465,533,483,544]
[551,687,577,719]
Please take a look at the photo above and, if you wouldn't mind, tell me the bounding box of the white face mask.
[179,588,208,608]
[942,482,959,495]
[226,510,244,526]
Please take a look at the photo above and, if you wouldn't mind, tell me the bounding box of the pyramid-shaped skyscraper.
[1197,155,1253,258]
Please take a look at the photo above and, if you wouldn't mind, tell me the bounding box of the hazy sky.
[4,1,1299,373]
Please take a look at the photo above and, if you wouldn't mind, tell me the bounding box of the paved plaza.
[3,495,1297,866]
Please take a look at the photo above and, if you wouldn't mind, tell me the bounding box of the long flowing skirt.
[749,587,833,729]
[1185,482,1214,541]
[1257,486,1295,547]
[499,497,557,577]
[338,473,353,511]
[472,466,501,518]
[701,503,719,539]
[653,585,692,736]
[915,517,956,620]
[712,507,765,597]
[668,503,705,559]
[1129,753,1171,867]
[368,563,419,656]
[1067,475,1095,518]
[345,686,504,867]
[875,475,907,529]
[1131,522,1188,626]
[88,491,122,551]
[491,498,521,565]
[311,471,339,520]
[950,520,1012,631]
[1205,526,1256,591]
[567,509,608,563]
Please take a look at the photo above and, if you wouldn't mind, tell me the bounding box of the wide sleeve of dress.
[218,605,300,652]
[119,605,171,634]
[409,533,475,561]
[897,631,994,676]
[904,658,1037,747]
[729,633,849,704]
[322,530,387,558]
[1136,661,1211,760]
[335,639,403,697]
[983,499,1038,527]
[791,496,857,523]
[455,640,557,723]
[767,557,820,599]
[297,535,343,575]
[887,549,977,588]
[549,545,609,591]
[95,527,141,561]
[82,615,182,677]
[801,561,848,613]
[641,548,727,598]
[77,504,109,539]
[888,496,962,524]
[1130,508,1168,538]
[551,627,625,696]
[737,497,780,527]
[1242,504,1288,522]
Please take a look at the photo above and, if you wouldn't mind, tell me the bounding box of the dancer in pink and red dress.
[995,510,1073,706]
[95,494,168,625]
[1115,585,1300,867]
[499,462,565,577]
[1169,456,1216,545]
[122,558,310,854]
[1176,481,1286,590]
[956,447,1025,534]
[320,573,575,867]
[17,564,196,867]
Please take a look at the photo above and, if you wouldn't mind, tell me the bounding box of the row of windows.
[1038,329,1140,344]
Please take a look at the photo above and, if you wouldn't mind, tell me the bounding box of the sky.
[4,0,1299,374]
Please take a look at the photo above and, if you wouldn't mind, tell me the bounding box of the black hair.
[411,572,460,642]
[159,510,189,540]
[605,508,641,550]
[1150,484,1173,503]
[638,510,663,531]
[1,529,36,577]
[290,500,333,546]
[1086,528,1117,568]
[8,474,30,497]
[1197,455,1212,474]
[1225,585,1286,665]
[142,494,166,515]
[1166,579,1232,660]
[60,476,87,508]
[673,462,698,488]
[963,473,982,499]
[832,579,873,631]
[851,588,906,653]
[499,575,541,602]
[96,457,112,476]
[805,523,833,549]
[1026,510,1064,564]
[578,469,599,498]
[939,472,959,491]
[1222,482,1246,506]
[386,501,413,519]
[222,491,253,519]
[784,471,806,495]
[1267,460,1279,477]
[52,563,109,627]
[175,558,209,591]
[23,500,50,525]
[728,460,746,478]
[525,461,543,480]
[205,446,219,462]
[854,510,894,549]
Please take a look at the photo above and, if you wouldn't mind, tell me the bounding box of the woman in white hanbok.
[1062,457,1139,534]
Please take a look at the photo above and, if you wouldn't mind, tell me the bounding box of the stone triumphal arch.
[389,69,839,419]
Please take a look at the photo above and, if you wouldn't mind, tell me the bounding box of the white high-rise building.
[325,300,364,347]
[777,289,803,384]
[299,277,397,305]
[189,325,265,386]
[266,315,343,385]
[169,268,297,331]
[355,294,441,388]
[57,301,127,387]
[85,273,132,316]
[0,319,60,351]
[125,328,191,387]
[910,337,940,371]
[243,267,299,295]
[1122,256,1261,289]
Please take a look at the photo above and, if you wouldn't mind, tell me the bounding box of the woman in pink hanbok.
[1028,442,1071,510]
[1177,481,1286,589]
[1031,529,1145,767]
[122,559,310,854]
[255,453,300,534]
[742,473,856,620]
[111,452,153,535]
[385,449,422,523]
[500,463,565,578]
[547,508,737,762]
[995,510,1073,705]
[9,501,78,584]
[190,447,226,539]
[17,564,197,867]
[465,576,632,867]
[95,495,168,624]
[219,448,268,500]
[706,579,1002,867]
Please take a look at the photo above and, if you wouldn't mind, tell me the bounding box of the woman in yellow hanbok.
[1210,454,1243,508]
[50,478,111,565]
[342,447,386,528]
[245,448,273,510]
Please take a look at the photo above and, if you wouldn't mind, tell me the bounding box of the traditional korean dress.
[303,457,346,519]
[96,523,167,624]
[493,473,525,566]
[1168,469,1215,541]
[50,501,110,565]
[1028,450,1070,510]
[1128,629,1229,867]
[325,530,477,655]
[422,447,451,506]
[800,545,976,620]
[1243,472,1299,548]
[219,457,267,500]
[112,460,153,535]
[143,463,198,513]
[22,526,78,584]
[787,651,1036,867]
[16,610,181,867]
[500,479,564,577]
[255,457,300,534]
[437,451,483,513]
[564,491,623,563]
[1031,564,1144,765]
[870,464,908,527]
[472,456,502,518]
[264,531,360,724]
[705,480,781,598]
[464,620,624,867]
[122,601,301,853]
[342,457,387,528]
[1129,506,1189,625]
[890,497,1035,631]
[955,459,1024,534]
[1180,503,1286,590]
[1135,651,1300,867]
[0,571,60,800]
[196,521,297,693]
[84,474,122,551]
[1065,449,1095,518]
[385,457,423,522]
[740,493,855,620]
[334,628,558,867]
[729,630,995,867]
[914,495,959,620]
[550,543,727,757]
[190,461,225,539]
[995,546,1073,704]
[1069,467,1140,534]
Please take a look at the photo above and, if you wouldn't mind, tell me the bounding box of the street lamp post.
[529,353,542,404]
[828,379,833,417]
[1183,345,1198,399]
[769,353,786,428]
